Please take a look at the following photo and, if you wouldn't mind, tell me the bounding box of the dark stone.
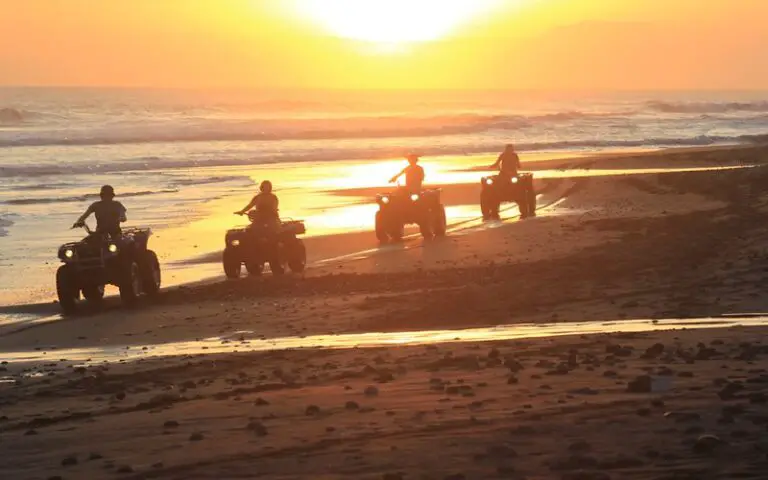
[642,343,666,359]
[693,434,726,454]
[627,375,652,393]
[718,382,744,400]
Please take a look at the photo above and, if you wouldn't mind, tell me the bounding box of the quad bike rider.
[375,154,447,242]
[224,180,307,277]
[481,144,536,220]
[57,185,161,313]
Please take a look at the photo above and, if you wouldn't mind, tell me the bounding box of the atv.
[223,211,307,278]
[56,223,161,314]
[374,188,447,242]
[480,172,536,221]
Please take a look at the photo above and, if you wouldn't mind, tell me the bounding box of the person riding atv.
[235,180,280,229]
[491,144,521,178]
[480,144,536,220]
[59,185,160,313]
[225,180,307,277]
[73,185,127,236]
[390,154,425,192]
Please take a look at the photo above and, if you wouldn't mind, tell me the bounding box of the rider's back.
[90,199,126,235]
[405,165,425,190]
[498,151,520,176]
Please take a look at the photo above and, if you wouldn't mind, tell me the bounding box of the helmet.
[405,154,419,164]
[260,180,273,193]
[505,144,516,152]
[100,185,115,199]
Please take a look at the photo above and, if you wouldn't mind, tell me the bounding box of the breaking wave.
[0,215,13,237]
[1,133,763,179]
[2,189,180,206]
[648,101,768,114]
[0,111,632,148]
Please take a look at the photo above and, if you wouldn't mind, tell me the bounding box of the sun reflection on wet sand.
[1,316,765,370]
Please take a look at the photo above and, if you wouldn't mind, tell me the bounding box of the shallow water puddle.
[1,316,765,369]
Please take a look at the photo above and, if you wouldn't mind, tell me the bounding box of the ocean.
[1,87,767,309]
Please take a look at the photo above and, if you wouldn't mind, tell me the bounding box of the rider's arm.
[390,167,407,183]
[117,202,127,223]
[74,203,96,226]
[491,153,503,169]
[236,195,258,215]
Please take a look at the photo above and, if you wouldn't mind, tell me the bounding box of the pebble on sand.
[246,421,268,436]
[305,405,321,416]
[364,386,379,397]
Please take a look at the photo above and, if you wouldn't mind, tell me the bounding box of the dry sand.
[1,145,768,479]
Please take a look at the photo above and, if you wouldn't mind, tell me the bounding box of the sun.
[296,0,502,44]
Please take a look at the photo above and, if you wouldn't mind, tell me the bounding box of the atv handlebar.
[71,222,93,234]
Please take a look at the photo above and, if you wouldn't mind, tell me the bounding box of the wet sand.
[1,145,768,479]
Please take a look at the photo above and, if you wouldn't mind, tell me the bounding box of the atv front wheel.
[480,189,497,221]
[375,211,388,243]
[119,261,141,306]
[527,186,537,217]
[419,218,433,240]
[287,239,307,273]
[223,248,242,279]
[56,265,79,315]
[140,250,161,296]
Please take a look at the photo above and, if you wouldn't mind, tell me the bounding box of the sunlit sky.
[1,0,767,89]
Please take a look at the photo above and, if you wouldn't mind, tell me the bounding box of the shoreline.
[2,143,759,314]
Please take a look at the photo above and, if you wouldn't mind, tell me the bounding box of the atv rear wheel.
[388,222,404,242]
[119,261,141,306]
[287,239,307,273]
[140,250,161,296]
[433,206,447,237]
[245,261,264,276]
[223,248,242,279]
[82,284,105,303]
[269,260,285,276]
[56,265,79,315]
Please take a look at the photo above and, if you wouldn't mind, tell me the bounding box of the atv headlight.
[511,177,519,184]
[410,194,420,202]
[484,178,494,185]
[381,196,390,204]
[64,249,74,259]
[108,243,118,253]
[230,239,241,247]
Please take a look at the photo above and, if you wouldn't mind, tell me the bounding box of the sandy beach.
[1,144,768,479]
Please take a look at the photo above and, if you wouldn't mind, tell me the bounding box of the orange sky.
[1,0,767,90]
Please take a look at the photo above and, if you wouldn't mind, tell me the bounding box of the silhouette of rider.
[491,144,521,178]
[73,185,127,237]
[390,154,425,191]
[236,180,280,225]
